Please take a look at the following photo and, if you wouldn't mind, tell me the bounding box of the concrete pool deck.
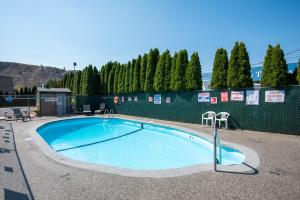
[1,115,300,200]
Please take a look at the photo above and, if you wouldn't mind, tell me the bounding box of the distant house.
[0,75,14,94]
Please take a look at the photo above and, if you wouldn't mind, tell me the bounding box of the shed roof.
[37,87,71,93]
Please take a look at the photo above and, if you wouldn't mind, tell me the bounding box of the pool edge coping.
[27,116,260,178]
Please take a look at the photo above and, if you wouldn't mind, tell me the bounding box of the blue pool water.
[37,118,245,170]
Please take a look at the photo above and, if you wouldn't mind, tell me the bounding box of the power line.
[285,55,300,61]
[251,48,300,66]
[285,48,300,56]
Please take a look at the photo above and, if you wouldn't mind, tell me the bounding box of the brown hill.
[0,62,69,89]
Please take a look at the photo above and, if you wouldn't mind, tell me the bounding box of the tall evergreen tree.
[140,53,147,92]
[80,68,86,94]
[172,50,188,91]
[73,71,81,94]
[32,86,37,94]
[80,65,95,95]
[104,62,113,94]
[261,45,274,87]
[153,51,167,92]
[210,48,228,89]
[124,63,130,93]
[227,42,253,88]
[108,66,115,94]
[24,87,29,95]
[129,59,135,93]
[297,59,300,85]
[100,66,106,94]
[113,64,120,94]
[118,64,124,93]
[93,67,100,95]
[144,49,160,92]
[164,51,172,91]
[268,45,288,87]
[87,65,95,95]
[133,55,141,93]
[170,52,178,91]
[70,73,74,89]
[185,52,202,90]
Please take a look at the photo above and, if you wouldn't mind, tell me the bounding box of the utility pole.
[73,62,77,71]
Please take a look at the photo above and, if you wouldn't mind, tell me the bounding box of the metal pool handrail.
[212,114,222,171]
[104,109,109,118]
[110,109,114,118]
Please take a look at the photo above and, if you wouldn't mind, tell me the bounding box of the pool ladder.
[104,109,114,118]
[212,115,222,171]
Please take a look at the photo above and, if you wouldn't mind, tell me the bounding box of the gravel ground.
[1,115,300,200]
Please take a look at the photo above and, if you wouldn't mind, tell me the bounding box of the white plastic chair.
[202,111,216,126]
[216,112,230,129]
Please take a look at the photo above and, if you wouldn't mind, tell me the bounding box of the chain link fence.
[102,86,300,135]
[1,86,299,134]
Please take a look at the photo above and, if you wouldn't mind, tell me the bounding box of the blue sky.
[0,0,299,72]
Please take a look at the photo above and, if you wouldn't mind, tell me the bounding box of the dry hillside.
[0,62,69,88]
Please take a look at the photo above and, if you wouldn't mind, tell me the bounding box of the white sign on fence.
[166,97,171,103]
[44,97,58,102]
[265,90,285,102]
[246,90,259,105]
[231,91,244,101]
[154,94,161,104]
[198,92,210,102]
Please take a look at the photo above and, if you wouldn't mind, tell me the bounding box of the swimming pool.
[37,118,245,170]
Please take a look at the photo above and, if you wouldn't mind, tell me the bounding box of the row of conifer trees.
[47,43,300,95]
[47,48,203,95]
[210,42,300,89]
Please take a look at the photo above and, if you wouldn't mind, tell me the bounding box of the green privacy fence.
[101,86,300,135]
[0,95,36,107]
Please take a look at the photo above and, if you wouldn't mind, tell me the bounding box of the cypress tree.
[153,51,166,92]
[144,48,160,92]
[297,59,300,85]
[87,65,94,95]
[73,71,81,94]
[104,62,113,94]
[261,45,274,87]
[227,42,253,88]
[93,67,100,95]
[269,45,288,87]
[129,59,135,93]
[185,52,202,90]
[113,64,119,94]
[124,63,129,93]
[108,66,115,94]
[133,55,141,93]
[173,50,188,91]
[70,73,74,89]
[140,53,147,92]
[164,51,172,91]
[100,66,106,94]
[118,64,124,94]
[72,72,78,94]
[80,68,86,94]
[170,52,178,91]
[32,86,37,94]
[80,65,94,95]
[24,87,29,95]
[211,48,228,89]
